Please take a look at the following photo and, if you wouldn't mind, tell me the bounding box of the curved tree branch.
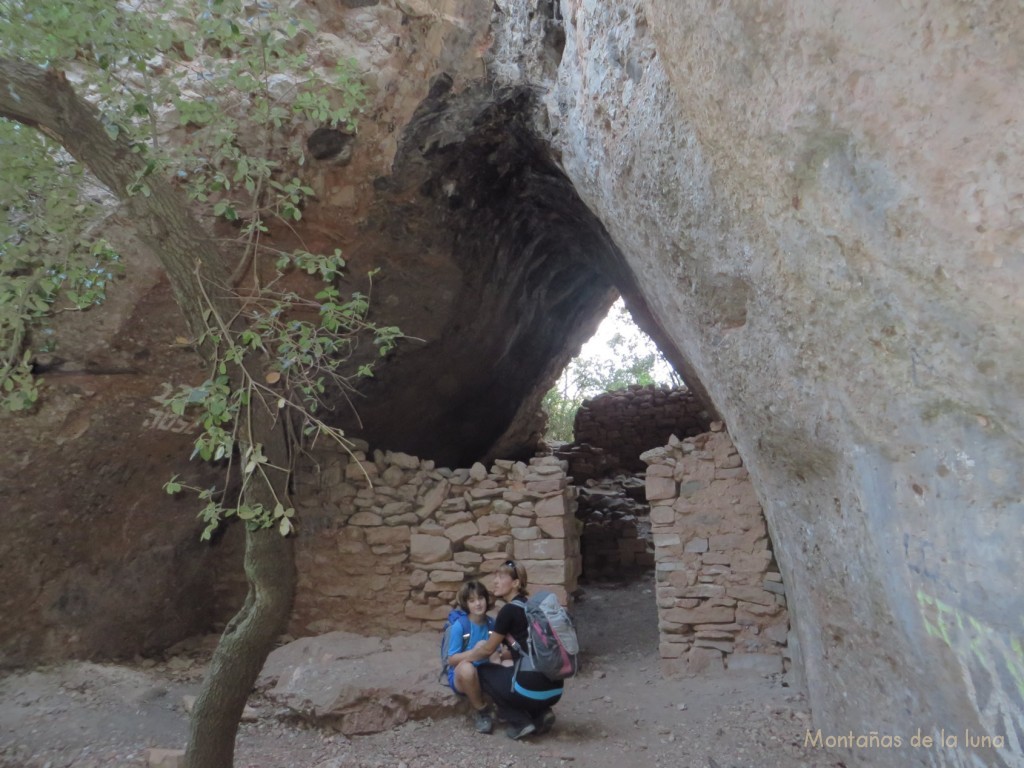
[0,57,232,357]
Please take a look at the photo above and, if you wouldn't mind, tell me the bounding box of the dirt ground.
[0,577,845,768]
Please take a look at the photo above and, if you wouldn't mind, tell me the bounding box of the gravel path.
[0,578,844,767]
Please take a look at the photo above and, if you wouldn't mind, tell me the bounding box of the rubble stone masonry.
[642,425,790,677]
[558,385,712,480]
[213,427,789,680]
[216,449,583,637]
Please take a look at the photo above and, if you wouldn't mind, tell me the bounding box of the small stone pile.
[642,425,789,677]
[557,385,712,481]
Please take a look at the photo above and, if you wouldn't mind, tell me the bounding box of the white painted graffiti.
[141,407,194,434]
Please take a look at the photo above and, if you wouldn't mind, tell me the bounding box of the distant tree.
[0,2,397,766]
[543,301,680,442]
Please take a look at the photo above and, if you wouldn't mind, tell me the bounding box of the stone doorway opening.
[539,299,713,586]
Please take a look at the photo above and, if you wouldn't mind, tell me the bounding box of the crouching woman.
[461,560,562,740]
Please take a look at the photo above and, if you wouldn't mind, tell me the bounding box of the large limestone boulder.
[257,631,457,735]
[489,1,1024,765]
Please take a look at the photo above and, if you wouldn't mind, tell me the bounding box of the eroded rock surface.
[2,3,1021,767]
[256,632,454,736]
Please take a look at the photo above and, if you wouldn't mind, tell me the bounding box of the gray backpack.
[510,592,579,681]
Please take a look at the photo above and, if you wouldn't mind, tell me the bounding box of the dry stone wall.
[576,478,654,581]
[212,447,582,637]
[558,385,711,480]
[643,426,790,677]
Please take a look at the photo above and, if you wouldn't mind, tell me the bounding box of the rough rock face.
[256,631,455,736]
[489,1,1023,765]
[2,2,1021,766]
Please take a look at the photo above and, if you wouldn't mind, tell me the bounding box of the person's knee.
[454,661,478,685]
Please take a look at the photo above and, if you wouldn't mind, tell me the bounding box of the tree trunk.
[186,404,296,768]
[0,59,297,768]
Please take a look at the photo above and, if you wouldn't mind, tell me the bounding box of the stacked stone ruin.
[556,384,712,481]
[643,425,790,676]
[211,422,789,677]
[576,478,653,580]
[210,448,582,637]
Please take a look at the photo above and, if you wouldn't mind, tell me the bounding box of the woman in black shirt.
[461,560,563,739]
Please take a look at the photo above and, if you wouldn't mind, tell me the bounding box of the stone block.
[477,514,510,535]
[659,641,687,659]
[518,559,565,585]
[686,583,726,598]
[511,526,541,540]
[686,646,724,675]
[732,550,773,571]
[346,461,378,482]
[364,526,411,546]
[409,534,452,564]
[654,545,683,561]
[649,504,676,525]
[726,586,776,606]
[684,537,708,553]
[701,551,731,564]
[736,601,781,616]
[695,629,736,640]
[534,494,566,517]
[453,551,482,567]
[490,499,514,515]
[645,475,676,501]
[387,513,419,527]
[653,533,681,548]
[526,538,568,560]
[429,569,464,583]
[440,511,473,526]
[667,569,698,589]
[536,515,567,538]
[415,480,450,519]
[694,638,734,653]
[706,597,736,608]
[462,535,509,554]
[664,604,735,624]
[526,477,566,493]
[445,521,479,545]
[385,451,421,470]
[381,465,405,487]
[349,511,383,526]
[677,479,705,497]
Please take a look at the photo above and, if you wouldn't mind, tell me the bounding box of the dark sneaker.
[473,707,493,734]
[534,708,556,735]
[506,722,537,740]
